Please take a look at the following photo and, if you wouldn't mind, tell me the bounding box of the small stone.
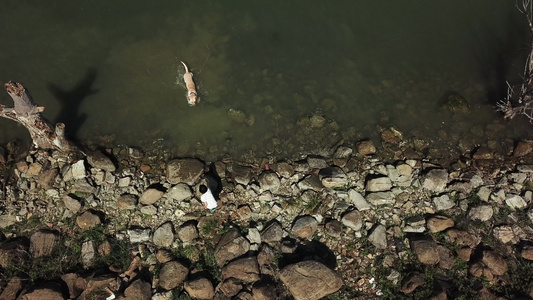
[117,194,138,210]
[261,221,283,245]
[468,205,493,222]
[421,169,448,192]
[341,210,363,231]
[275,162,295,178]
[477,186,491,202]
[221,257,261,283]
[71,160,86,179]
[368,224,387,249]
[493,226,519,244]
[258,172,281,193]
[291,215,318,239]
[128,228,152,243]
[472,147,493,160]
[505,195,527,210]
[427,215,454,233]
[139,188,164,205]
[81,241,95,268]
[348,189,371,210]
[521,245,533,260]
[62,195,82,213]
[365,176,392,192]
[513,141,533,157]
[140,205,157,215]
[76,211,101,230]
[86,150,116,172]
[324,220,342,237]
[118,176,131,187]
[356,140,376,156]
[366,191,395,206]
[26,162,42,176]
[432,194,455,211]
[0,215,17,229]
[140,164,151,173]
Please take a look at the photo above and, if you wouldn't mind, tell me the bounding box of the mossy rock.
[443,93,470,114]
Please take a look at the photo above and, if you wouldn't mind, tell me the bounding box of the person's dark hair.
[199,185,207,194]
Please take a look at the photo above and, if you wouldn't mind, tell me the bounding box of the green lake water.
[0,1,531,161]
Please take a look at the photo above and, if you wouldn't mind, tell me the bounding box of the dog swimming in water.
[180,61,198,106]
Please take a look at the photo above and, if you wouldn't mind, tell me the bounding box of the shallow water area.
[0,1,531,161]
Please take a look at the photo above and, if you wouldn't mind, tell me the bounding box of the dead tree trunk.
[497,0,533,121]
[0,81,75,152]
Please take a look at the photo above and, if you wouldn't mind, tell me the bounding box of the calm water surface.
[0,1,531,160]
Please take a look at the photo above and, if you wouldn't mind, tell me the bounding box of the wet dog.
[180,61,198,106]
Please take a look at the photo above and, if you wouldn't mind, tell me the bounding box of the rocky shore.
[1,134,533,299]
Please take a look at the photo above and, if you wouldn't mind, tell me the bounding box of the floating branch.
[0,81,75,152]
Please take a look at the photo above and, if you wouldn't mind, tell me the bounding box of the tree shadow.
[47,69,99,141]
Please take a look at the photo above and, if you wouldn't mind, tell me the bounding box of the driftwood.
[497,0,533,121]
[0,81,75,152]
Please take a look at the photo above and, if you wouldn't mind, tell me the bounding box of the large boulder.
[221,257,261,283]
[215,229,250,266]
[158,261,189,290]
[166,158,204,185]
[279,260,343,300]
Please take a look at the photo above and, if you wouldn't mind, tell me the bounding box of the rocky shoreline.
[1,135,533,299]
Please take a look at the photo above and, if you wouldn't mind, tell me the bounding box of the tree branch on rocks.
[497,0,533,121]
[0,81,76,152]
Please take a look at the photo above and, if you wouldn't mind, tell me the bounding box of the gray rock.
[165,183,193,202]
[432,194,455,211]
[403,216,426,233]
[505,195,527,210]
[477,186,491,202]
[246,228,261,245]
[232,165,253,185]
[128,228,152,243]
[356,140,376,156]
[517,164,533,172]
[124,279,152,300]
[261,221,283,245]
[117,194,137,210]
[307,157,327,169]
[366,191,395,206]
[184,277,215,300]
[71,160,86,180]
[218,278,243,297]
[279,260,343,300]
[177,221,199,243]
[153,222,174,247]
[30,230,59,258]
[275,162,295,178]
[86,150,116,172]
[348,189,371,210]
[341,210,363,231]
[421,169,448,192]
[139,188,164,205]
[468,205,493,222]
[298,174,324,191]
[166,158,205,185]
[221,257,261,283]
[62,195,82,213]
[215,229,250,266]
[319,167,348,189]
[140,205,157,215]
[159,261,189,290]
[258,172,281,193]
[493,226,519,244]
[368,225,387,249]
[0,215,17,229]
[81,241,95,268]
[325,220,343,237]
[365,176,392,192]
[291,215,318,239]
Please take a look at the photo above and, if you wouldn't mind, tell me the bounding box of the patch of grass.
[304,197,321,213]
[201,219,218,236]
